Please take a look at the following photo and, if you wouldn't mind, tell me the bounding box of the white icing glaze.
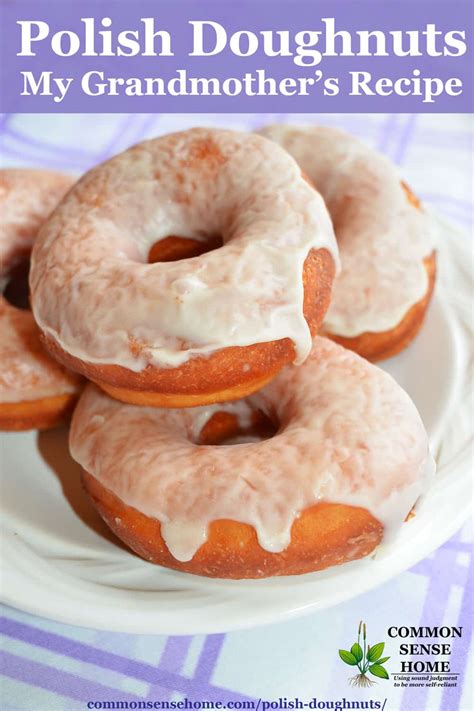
[30,128,338,371]
[0,169,81,404]
[0,169,73,273]
[258,125,435,337]
[70,338,435,562]
[0,305,81,403]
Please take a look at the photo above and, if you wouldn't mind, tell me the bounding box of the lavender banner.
[0,0,473,113]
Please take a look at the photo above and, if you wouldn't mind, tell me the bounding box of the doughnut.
[30,128,338,408]
[258,125,436,361]
[0,168,83,431]
[70,338,434,578]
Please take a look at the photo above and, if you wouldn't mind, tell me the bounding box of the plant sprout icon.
[339,621,390,687]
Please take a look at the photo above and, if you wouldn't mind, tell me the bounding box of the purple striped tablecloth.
[0,113,473,711]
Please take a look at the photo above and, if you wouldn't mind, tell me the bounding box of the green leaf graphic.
[351,643,364,663]
[377,657,390,664]
[339,650,358,666]
[369,664,389,680]
[367,642,385,662]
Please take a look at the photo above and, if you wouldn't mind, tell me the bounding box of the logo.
[339,621,390,687]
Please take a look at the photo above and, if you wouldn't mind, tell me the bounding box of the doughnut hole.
[2,256,31,310]
[148,235,223,263]
[198,409,278,446]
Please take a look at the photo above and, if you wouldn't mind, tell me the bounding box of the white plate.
[0,220,472,635]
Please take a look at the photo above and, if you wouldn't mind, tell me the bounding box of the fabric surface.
[0,113,473,711]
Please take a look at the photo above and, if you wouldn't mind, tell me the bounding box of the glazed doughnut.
[259,125,436,361]
[70,338,434,579]
[30,128,338,408]
[0,169,83,431]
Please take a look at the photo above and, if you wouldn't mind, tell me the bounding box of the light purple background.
[1,0,473,112]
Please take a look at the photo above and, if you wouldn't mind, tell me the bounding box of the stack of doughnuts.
[5,125,436,578]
